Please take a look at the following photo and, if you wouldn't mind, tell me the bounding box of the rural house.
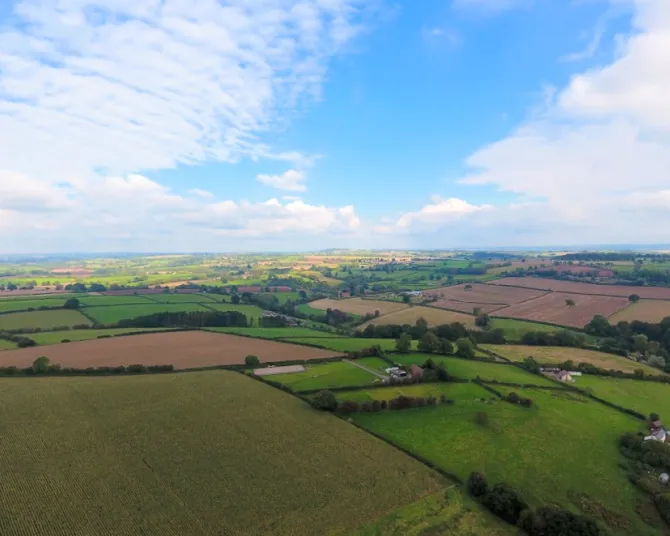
[409,365,424,379]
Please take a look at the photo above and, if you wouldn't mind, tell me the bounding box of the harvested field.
[0,371,442,535]
[492,292,628,328]
[609,299,670,323]
[359,306,477,328]
[0,310,91,331]
[0,288,69,298]
[254,364,306,376]
[0,331,341,369]
[483,345,661,375]
[424,284,546,314]
[489,277,670,300]
[308,298,408,316]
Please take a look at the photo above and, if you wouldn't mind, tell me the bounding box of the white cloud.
[451,0,670,245]
[189,188,215,199]
[0,0,373,181]
[257,169,307,191]
[421,27,461,47]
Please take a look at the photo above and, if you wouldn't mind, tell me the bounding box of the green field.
[200,303,265,321]
[0,371,443,535]
[142,293,218,303]
[271,361,380,391]
[84,303,211,324]
[0,310,91,331]
[0,339,17,350]
[391,354,559,386]
[0,293,81,302]
[351,388,652,534]
[355,356,392,372]
[334,382,493,404]
[491,318,569,339]
[77,295,154,306]
[288,338,418,352]
[576,375,670,419]
[296,303,327,318]
[0,297,71,313]
[205,327,343,339]
[29,328,169,346]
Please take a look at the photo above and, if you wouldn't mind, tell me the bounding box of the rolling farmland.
[424,283,546,309]
[491,292,629,328]
[609,299,670,323]
[0,331,341,369]
[0,310,91,331]
[271,361,379,391]
[205,327,343,339]
[84,303,211,324]
[489,277,670,299]
[0,297,72,313]
[307,298,408,316]
[0,372,442,535]
[199,303,265,320]
[29,328,169,346]
[359,306,477,328]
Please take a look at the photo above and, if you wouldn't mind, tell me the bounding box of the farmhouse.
[409,365,424,379]
[541,367,580,382]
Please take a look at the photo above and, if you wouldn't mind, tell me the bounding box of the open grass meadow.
[295,303,327,318]
[334,382,493,404]
[288,337,418,352]
[355,356,392,373]
[0,371,444,535]
[142,293,219,304]
[84,303,211,324]
[0,309,91,330]
[391,353,559,386]
[490,318,576,340]
[205,326,343,339]
[576,375,670,419]
[0,339,17,350]
[0,297,75,313]
[483,344,661,375]
[351,388,653,535]
[29,328,170,346]
[271,360,380,391]
[77,295,156,306]
[200,302,265,321]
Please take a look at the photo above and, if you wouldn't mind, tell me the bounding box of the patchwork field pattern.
[308,298,408,316]
[29,328,169,346]
[483,345,661,375]
[424,284,546,314]
[0,372,442,535]
[84,303,211,324]
[0,310,91,331]
[576,375,670,418]
[489,277,670,300]
[359,306,477,328]
[0,331,341,369]
[609,300,670,323]
[492,292,629,328]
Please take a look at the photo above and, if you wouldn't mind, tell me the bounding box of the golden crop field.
[0,371,442,536]
[359,306,477,328]
[308,297,409,316]
[482,345,661,375]
[609,299,670,323]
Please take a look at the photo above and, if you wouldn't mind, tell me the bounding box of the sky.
[0,0,669,253]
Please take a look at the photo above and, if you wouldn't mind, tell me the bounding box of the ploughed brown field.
[0,331,341,369]
[359,306,477,329]
[492,292,629,328]
[489,277,670,300]
[424,283,547,314]
[308,298,409,316]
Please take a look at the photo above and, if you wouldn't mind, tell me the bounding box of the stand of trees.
[117,311,248,328]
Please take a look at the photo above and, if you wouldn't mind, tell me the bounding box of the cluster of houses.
[540,367,583,383]
[384,365,424,382]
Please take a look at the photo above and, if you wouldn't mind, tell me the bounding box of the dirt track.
[0,331,341,369]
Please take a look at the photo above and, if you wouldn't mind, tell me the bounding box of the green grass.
[391,354,559,386]
[576,375,670,419]
[491,318,583,341]
[288,338,418,352]
[77,295,155,306]
[334,382,493,404]
[205,327,343,339]
[349,489,517,536]
[0,339,17,350]
[296,303,326,318]
[29,328,169,346]
[355,356,392,372]
[0,371,443,535]
[84,303,211,324]
[0,293,82,302]
[0,298,72,313]
[142,293,218,303]
[0,310,91,330]
[200,303,265,321]
[272,361,380,391]
[351,388,653,535]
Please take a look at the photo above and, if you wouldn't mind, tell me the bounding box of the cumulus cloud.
[453,0,670,245]
[189,188,215,199]
[257,169,307,191]
[0,0,373,181]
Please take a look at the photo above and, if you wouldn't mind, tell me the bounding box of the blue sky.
[1,0,668,252]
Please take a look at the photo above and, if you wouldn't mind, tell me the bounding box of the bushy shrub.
[311,390,338,412]
[467,472,488,498]
[518,506,601,535]
[481,483,528,525]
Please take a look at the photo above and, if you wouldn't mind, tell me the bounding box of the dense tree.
[32,356,50,374]
[467,472,489,498]
[475,313,491,328]
[402,294,411,304]
[418,331,440,353]
[565,298,576,308]
[456,338,475,359]
[311,390,338,412]
[63,297,80,309]
[245,355,260,367]
[629,294,641,303]
[481,483,528,525]
[395,333,412,353]
[231,294,241,304]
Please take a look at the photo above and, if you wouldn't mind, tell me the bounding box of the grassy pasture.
[142,293,218,303]
[576,375,670,419]
[334,382,492,404]
[490,318,570,340]
[391,354,558,386]
[200,302,265,321]
[0,310,91,331]
[0,298,73,313]
[288,337,418,352]
[29,328,169,346]
[271,361,379,391]
[0,293,81,301]
[77,295,154,306]
[0,339,17,350]
[205,327,343,339]
[0,371,443,535]
[355,356,392,372]
[295,303,327,318]
[84,303,211,324]
[609,299,670,323]
[483,344,661,375]
[351,388,651,534]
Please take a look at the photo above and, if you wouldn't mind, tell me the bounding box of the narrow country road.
[343,359,388,380]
